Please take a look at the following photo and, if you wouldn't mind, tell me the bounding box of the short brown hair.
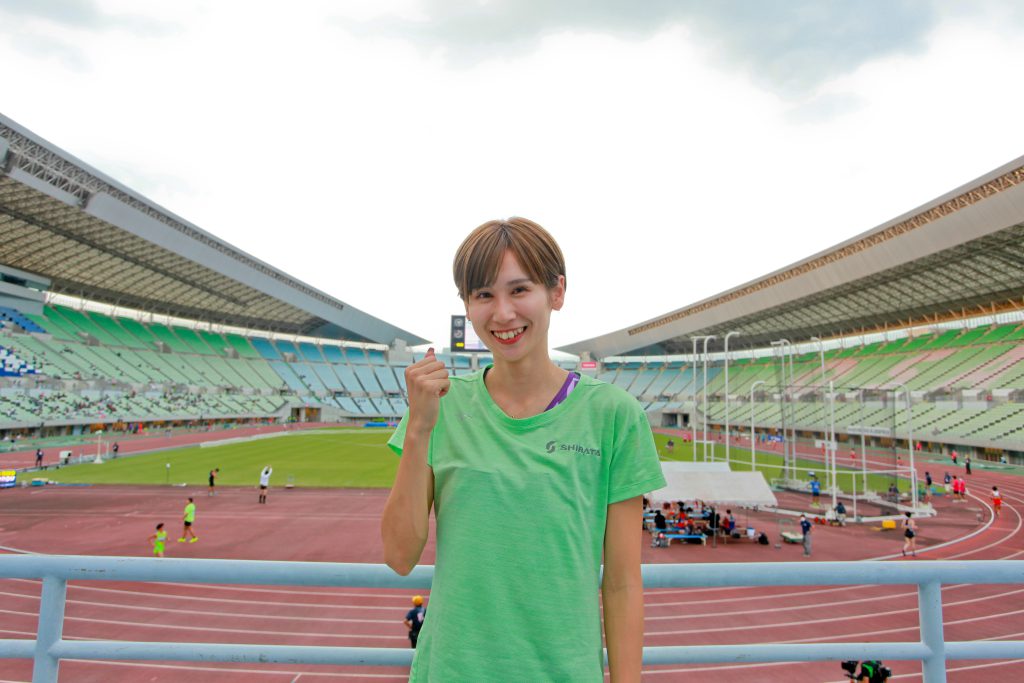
[453,217,566,301]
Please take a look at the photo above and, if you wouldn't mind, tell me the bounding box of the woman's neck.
[485,352,567,418]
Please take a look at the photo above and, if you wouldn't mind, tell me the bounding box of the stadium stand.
[2,113,1023,464]
[558,156,1024,462]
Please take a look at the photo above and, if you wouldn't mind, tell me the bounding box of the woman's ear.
[549,275,566,311]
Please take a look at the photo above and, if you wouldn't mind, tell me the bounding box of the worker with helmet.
[404,595,427,649]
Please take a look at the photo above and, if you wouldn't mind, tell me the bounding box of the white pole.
[691,337,703,463]
[787,341,795,476]
[751,380,766,473]
[829,380,838,511]
[702,335,716,462]
[811,336,827,483]
[775,339,792,478]
[860,391,868,493]
[895,382,916,511]
[724,331,740,467]
[769,340,785,474]
[852,470,857,521]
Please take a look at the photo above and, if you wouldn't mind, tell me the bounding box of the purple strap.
[545,372,580,412]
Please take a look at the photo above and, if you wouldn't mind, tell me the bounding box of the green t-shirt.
[388,370,665,682]
[183,503,196,523]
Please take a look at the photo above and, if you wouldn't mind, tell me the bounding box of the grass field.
[45,428,908,496]
[48,429,399,488]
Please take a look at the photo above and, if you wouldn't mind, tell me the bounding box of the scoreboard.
[450,315,487,352]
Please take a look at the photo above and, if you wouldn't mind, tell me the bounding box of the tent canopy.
[651,462,778,507]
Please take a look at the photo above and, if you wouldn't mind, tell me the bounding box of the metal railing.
[1,555,1022,682]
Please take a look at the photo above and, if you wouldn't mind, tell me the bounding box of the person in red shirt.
[954,476,967,502]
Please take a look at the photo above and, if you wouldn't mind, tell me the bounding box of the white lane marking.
[645,589,1024,637]
[0,590,399,624]
[0,607,406,641]
[60,659,406,679]
[3,579,416,609]
[645,586,1024,622]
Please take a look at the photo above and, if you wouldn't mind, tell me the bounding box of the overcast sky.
[2,1,1024,352]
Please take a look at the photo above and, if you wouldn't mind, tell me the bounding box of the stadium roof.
[0,114,427,345]
[559,155,1024,358]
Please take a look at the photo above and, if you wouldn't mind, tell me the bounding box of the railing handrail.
[3,555,1023,586]
[2,556,1023,682]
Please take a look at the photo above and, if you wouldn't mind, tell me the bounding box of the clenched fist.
[405,347,450,437]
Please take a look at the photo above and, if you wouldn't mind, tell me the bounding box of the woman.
[381,218,665,682]
[902,511,917,557]
[149,522,166,558]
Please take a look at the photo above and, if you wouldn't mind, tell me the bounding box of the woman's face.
[465,249,564,363]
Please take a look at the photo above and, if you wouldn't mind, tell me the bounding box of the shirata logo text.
[545,441,601,458]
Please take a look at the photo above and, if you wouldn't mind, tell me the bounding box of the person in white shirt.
[258,465,273,504]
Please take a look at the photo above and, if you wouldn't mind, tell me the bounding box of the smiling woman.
[381,217,666,682]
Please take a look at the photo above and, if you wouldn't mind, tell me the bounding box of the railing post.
[919,579,947,683]
[33,575,67,683]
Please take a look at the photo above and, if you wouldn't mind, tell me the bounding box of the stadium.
[1,111,1023,682]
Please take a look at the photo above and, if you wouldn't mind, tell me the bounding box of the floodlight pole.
[860,389,868,493]
[723,331,740,466]
[811,337,828,490]
[771,339,793,478]
[750,380,766,473]
[702,335,717,462]
[893,382,916,511]
[690,337,708,462]
[829,380,838,511]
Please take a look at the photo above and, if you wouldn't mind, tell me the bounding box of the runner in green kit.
[179,497,198,543]
[381,218,666,682]
[149,523,167,558]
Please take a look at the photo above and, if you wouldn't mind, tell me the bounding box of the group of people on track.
[148,465,274,557]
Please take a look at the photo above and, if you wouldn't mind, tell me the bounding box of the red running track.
[0,445,1021,681]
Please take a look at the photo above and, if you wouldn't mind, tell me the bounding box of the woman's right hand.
[405,347,450,436]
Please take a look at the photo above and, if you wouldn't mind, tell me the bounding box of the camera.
[841,660,892,682]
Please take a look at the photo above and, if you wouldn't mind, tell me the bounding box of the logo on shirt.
[545,440,601,458]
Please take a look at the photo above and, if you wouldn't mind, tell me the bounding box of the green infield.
[44,428,909,496]
[47,430,399,488]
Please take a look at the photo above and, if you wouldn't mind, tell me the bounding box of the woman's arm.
[381,430,435,575]
[380,349,448,576]
[602,495,644,683]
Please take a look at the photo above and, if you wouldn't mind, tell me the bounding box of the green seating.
[225,333,261,359]
[920,329,960,350]
[117,317,160,348]
[148,324,191,353]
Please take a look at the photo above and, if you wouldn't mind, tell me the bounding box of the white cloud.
[2,2,1023,352]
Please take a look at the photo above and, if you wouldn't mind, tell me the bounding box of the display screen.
[450,315,487,352]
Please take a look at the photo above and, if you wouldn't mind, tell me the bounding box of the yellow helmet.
[412,595,423,606]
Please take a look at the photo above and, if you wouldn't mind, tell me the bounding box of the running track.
[0,437,1021,681]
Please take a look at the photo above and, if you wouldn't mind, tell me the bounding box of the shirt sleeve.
[607,397,666,504]
[386,410,436,467]
[387,411,409,456]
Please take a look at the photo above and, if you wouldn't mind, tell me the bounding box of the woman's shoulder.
[443,368,485,398]
[571,374,646,414]
[574,373,636,402]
